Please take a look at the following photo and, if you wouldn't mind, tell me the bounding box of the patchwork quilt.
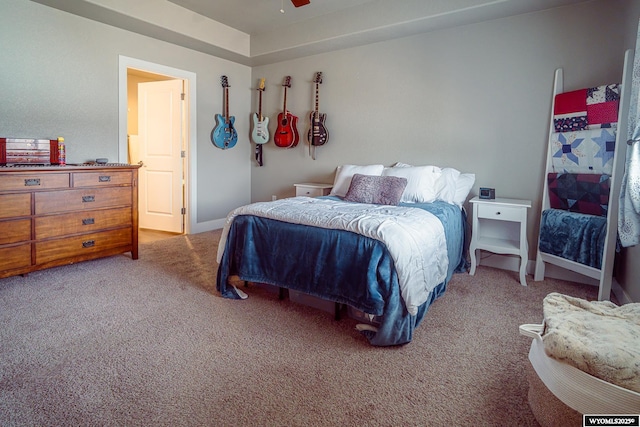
[550,128,616,175]
[553,84,620,132]
[550,84,619,176]
[547,173,610,217]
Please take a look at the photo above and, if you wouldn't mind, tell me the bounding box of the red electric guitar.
[274,76,299,148]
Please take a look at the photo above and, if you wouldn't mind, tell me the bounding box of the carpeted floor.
[0,230,603,426]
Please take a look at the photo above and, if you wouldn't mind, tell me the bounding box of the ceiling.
[167,0,377,35]
[32,0,592,66]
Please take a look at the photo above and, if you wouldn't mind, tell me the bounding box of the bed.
[216,164,474,346]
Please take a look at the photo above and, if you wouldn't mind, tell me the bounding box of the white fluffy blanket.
[217,197,448,316]
[542,292,640,393]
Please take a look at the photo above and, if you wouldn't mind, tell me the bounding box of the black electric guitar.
[307,72,328,159]
[211,75,238,149]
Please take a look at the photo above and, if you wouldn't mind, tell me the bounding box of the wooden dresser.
[0,164,140,279]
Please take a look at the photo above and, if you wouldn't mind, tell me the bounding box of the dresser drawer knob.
[24,178,41,186]
[82,240,95,248]
[496,211,501,215]
[82,195,95,203]
[99,175,111,182]
[82,218,95,225]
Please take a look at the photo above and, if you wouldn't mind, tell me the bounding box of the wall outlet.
[272,195,277,201]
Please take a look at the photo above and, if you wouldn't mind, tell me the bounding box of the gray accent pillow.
[344,174,408,206]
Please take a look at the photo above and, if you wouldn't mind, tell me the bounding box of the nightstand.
[294,183,333,197]
[469,196,531,286]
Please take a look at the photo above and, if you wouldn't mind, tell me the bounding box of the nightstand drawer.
[296,187,326,197]
[477,204,523,222]
[294,183,332,197]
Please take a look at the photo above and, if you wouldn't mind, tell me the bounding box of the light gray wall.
[0,0,252,227]
[251,0,639,301]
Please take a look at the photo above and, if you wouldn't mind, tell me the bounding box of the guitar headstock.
[257,78,265,91]
[283,76,292,88]
[221,75,229,88]
[314,72,323,84]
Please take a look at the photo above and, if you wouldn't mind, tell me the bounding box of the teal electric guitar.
[211,75,238,149]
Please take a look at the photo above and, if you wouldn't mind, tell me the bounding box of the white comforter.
[217,197,448,316]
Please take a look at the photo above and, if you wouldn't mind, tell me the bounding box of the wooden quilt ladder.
[533,49,634,301]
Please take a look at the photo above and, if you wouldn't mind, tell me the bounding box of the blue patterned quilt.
[216,199,467,346]
[539,208,606,269]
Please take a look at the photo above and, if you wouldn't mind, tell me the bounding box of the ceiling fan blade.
[291,0,310,7]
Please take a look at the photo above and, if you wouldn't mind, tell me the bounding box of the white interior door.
[138,79,184,233]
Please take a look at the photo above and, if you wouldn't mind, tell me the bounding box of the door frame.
[118,55,197,234]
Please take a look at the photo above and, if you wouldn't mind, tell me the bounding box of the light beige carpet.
[0,229,603,426]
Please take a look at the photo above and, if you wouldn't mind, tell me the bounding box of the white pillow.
[438,168,461,204]
[329,164,385,197]
[382,165,442,203]
[392,162,474,206]
[453,173,475,206]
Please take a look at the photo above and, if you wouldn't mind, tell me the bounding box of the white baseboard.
[475,252,634,304]
[190,218,226,234]
[475,251,599,286]
[612,279,633,305]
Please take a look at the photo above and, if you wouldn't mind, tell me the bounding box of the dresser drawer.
[0,173,69,191]
[35,208,132,239]
[477,203,524,222]
[73,171,132,188]
[0,218,31,245]
[35,187,132,214]
[0,243,32,270]
[0,193,31,218]
[35,228,132,264]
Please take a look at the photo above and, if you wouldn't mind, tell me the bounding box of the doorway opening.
[118,56,197,236]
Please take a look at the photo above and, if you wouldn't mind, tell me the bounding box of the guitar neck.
[225,87,230,122]
[282,87,288,114]
[258,90,263,120]
[314,83,320,115]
